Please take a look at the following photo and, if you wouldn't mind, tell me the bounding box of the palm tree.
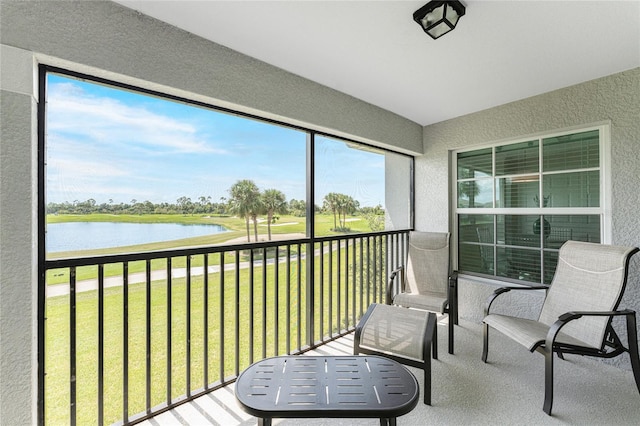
[249,198,263,242]
[338,194,358,229]
[323,192,340,230]
[198,195,212,213]
[262,189,287,240]
[176,196,192,214]
[336,194,348,229]
[228,179,260,242]
[323,193,358,230]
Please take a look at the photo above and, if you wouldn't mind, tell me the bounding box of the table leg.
[379,418,396,426]
[258,417,272,426]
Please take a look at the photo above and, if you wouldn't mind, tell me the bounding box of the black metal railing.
[42,230,409,425]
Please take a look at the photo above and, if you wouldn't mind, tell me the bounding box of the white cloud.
[47,82,227,155]
[47,157,130,179]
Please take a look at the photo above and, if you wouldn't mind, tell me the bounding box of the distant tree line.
[47,197,227,216]
[47,179,385,241]
[46,194,307,217]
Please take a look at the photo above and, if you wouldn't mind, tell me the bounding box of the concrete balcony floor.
[140,319,640,426]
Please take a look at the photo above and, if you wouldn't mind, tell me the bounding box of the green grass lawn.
[44,216,385,425]
[47,261,306,425]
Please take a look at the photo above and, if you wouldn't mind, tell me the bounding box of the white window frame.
[451,123,611,283]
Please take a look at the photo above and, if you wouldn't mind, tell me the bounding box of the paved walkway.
[46,233,356,298]
[46,254,302,298]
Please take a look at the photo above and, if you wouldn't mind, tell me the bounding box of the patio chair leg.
[424,312,435,405]
[448,312,454,355]
[482,323,489,363]
[625,312,640,395]
[432,319,438,360]
[543,348,554,415]
[454,281,459,325]
[424,354,431,405]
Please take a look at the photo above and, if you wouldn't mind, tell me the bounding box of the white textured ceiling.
[115,1,640,126]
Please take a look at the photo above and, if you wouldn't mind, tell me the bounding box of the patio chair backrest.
[405,231,450,298]
[538,241,638,349]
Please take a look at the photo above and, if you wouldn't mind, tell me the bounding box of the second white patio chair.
[386,231,458,354]
[482,241,640,415]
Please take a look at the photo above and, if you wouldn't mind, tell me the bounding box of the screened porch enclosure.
[40,64,417,425]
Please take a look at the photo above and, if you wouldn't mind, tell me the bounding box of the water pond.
[47,221,228,253]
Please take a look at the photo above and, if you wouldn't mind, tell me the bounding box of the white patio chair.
[482,241,640,415]
[386,231,458,354]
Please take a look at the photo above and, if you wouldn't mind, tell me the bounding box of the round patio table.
[235,355,419,426]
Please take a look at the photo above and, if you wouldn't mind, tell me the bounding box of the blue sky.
[46,73,387,208]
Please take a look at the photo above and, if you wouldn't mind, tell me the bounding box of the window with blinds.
[454,127,607,285]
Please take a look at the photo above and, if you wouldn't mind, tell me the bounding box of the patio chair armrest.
[389,266,404,281]
[558,309,636,322]
[546,309,637,351]
[485,285,548,316]
[354,303,378,353]
[386,266,405,305]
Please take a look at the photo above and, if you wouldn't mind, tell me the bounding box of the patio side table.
[235,355,419,426]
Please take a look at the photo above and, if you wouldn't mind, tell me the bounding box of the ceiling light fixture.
[413,0,466,40]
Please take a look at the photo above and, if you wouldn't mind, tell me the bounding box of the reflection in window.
[455,127,606,284]
[543,130,599,171]
[543,171,599,207]
[495,140,538,176]
[457,178,493,208]
[457,148,492,179]
[496,176,539,208]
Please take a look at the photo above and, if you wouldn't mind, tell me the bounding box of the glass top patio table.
[235,355,419,426]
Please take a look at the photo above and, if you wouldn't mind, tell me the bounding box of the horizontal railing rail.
[43,230,409,425]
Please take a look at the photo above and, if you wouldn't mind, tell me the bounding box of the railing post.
[145,260,152,414]
[166,257,172,405]
[69,266,77,426]
[274,247,279,355]
[249,249,254,364]
[306,241,315,348]
[122,262,129,423]
[262,247,267,359]
[359,237,364,317]
[337,239,341,334]
[297,243,302,350]
[218,252,225,384]
[98,264,105,425]
[328,241,333,337]
[203,254,209,389]
[286,246,291,354]
[234,251,240,376]
[319,242,325,341]
[185,256,191,396]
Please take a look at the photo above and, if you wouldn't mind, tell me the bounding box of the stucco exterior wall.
[0,46,39,426]
[416,68,640,368]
